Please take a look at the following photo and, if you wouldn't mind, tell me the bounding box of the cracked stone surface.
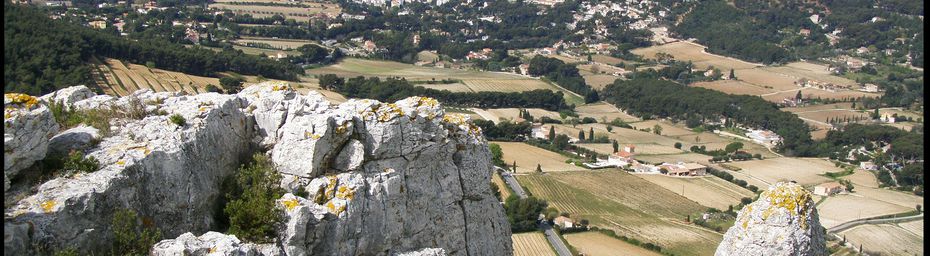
[4,83,511,256]
[4,93,60,192]
[716,182,826,256]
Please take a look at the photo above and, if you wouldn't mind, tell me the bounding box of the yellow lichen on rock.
[41,200,56,213]
[5,93,40,109]
[282,198,300,210]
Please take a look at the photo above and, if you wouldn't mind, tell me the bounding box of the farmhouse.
[465,51,490,60]
[881,113,896,123]
[659,162,706,177]
[860,83,880,93]
[535,47,557,55]
[519,64,530,75]
[746,129,782,147]
[813,182,845,196]
[630,160,660,174]
[860,161,878,171]
[531,124,549,140]
[88,20,107,29]
[553,216,575,229]
[363,40,377,52]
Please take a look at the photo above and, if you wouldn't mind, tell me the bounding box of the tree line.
[320,75,571,111]
[528,55,598,103]
[4,5,303,95]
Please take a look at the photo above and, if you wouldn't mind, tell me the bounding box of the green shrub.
[63,150,99,173]
[223,153,284,243]
[52,248,79,256]
[111,208,162,256]
[169,114,186,126]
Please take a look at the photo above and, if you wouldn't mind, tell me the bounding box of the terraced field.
[517,171,721,256]
[564,232,663,256]
[92,58,219,96]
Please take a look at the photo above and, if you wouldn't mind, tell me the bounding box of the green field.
[517,171,722,256]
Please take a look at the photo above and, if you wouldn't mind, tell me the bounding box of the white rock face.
[151,231,282,256]
[715,182,826,256]
[4,83,511,256]
[397,248,448,256]
[4,93,60,191]
[5,91,255,252]
[38,85,96,109]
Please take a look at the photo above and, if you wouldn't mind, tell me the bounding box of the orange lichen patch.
[282,198,300,210]
[271,83,290,91]
[326,201,336,212]
[335,122,349,134]
[209,247,217,253]
[5,93,39,109]
[412,96,439,108]
[117,160,126,166]
[198,107,207,112]
[335,186,355,200]
[40,200,56,213]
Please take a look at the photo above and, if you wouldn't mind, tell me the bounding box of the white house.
[531,124,549,140]
[746,129,782,147]
[860,161,878,171]
[881,113,896,123]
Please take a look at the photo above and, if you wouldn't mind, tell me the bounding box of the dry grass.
[816,194,911,228]
[638,175,755,210]
[725,158,839,186]
[207,2,340,20]
[691,80,774,96]
[234,37,316,50]
[462,79,554,92]
[564,232,663,256]
[512,232,557,256]
[629,120,696,137]
[761,64,858,87]
[840,221,923,255]
[630,41,761,70]
[581,74,621,90]
[591,54,624,65]
[483,108,561,122]
[576,143,685,156]
[734,68,799,91]
[575,102,641,123]
[496,142,585,173]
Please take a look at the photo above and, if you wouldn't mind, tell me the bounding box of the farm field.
[576,143,685,156]
[637,174,755,210]
[691,80,773,96]
[512,232,556,256]
[517,171,721,256]
[485,108,561,122]
[491,172,511,201]
[92,58,219,96]
[495,142,585,173]
[630,41,761,71]
[580,73,620,90]
[414,83,473,93]
[575,102,641,123]
[629,120,696,137]
[307,59,581,103]
[816,194,912,228]
[760,87,880,103]
[724,158,839,186]
[564,232,662,256]
[761,64,858,87]
[840,221,923,256]
[734,68,799,91]
[553,124,684,146]
[207,2,340,20]
[416,51,440,62]
[233,36,316,50]
[591,54,625,65]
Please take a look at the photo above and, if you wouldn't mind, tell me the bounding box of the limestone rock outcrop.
[4,93,60,191]
[47,125,101,156]
[715,182,826,256]
[4,82,511,256]
[37,85,96,109]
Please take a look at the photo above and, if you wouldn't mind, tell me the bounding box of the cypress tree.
[549,126,556,141]
[536,164,542,173]
[578,130,585,141]
[588,127,594,141]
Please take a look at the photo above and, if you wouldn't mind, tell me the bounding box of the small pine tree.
[549,126,556,141]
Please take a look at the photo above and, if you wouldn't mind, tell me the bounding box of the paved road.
[496,167,527,198]
[540,221,573,256]
[828,213,923,233]
[495,167,571,256]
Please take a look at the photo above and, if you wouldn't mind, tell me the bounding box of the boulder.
[39,86,96,109]
[151,231,281,256]
[4,93,60,190]
[715,182,826,256]
[47,125,101,156]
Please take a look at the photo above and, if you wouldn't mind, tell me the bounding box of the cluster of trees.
[601,78,812,155]
[672,0,794,64]
[807,123,923,191]
[624,60,719,85]
[4,5,303,95]
[706,167,759,193]
[690,142,762,162]
[327,75,571,111]
[473,120,532,141]
[503,195,548,233]
[528,56,598,103]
